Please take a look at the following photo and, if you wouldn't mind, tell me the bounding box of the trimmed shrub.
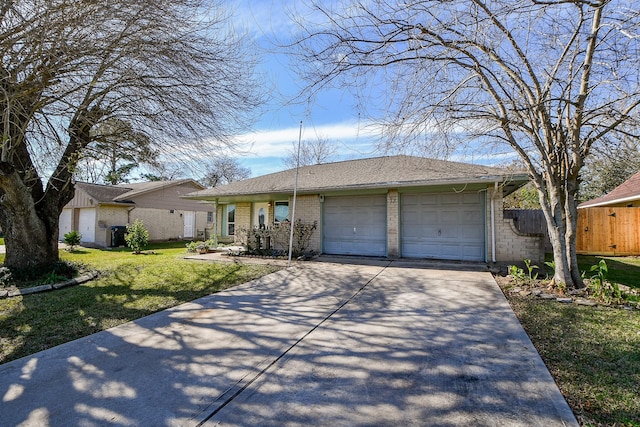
[125,220,149,254]
[63,230,82,251]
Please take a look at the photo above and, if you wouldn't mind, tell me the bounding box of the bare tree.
[200,156,251,187]
[282,135,338,168]
[290,0,640,288]
[0,0,264,270]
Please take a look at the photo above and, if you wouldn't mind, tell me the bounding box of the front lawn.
[504,255,640,426]
[508,296,640,426]
[0,242,280,364]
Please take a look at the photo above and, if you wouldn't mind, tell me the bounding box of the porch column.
[387,189,399,258]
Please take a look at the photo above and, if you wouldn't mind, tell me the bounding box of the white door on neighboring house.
[59,209,72,240]
[183,211,195,238]
[253,203,269,229]
[78,208,96,243]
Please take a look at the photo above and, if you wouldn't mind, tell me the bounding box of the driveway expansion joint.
[195,262,392,426]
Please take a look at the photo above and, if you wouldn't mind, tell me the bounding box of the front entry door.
[253,203,269,229]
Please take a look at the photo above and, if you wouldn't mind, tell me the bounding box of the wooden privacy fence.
[577,207,640,256]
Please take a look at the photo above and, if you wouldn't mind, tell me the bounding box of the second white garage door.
[401,192,485,261]
[78,208,96,244]
[323,195,387,256]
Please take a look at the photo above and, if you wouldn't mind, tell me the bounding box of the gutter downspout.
[127,206,136,224]
[491,181,498,263]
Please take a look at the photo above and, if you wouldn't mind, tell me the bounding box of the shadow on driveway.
[0,261,577,426]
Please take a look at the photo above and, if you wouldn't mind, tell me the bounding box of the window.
[207,211,213,223]
[224,204,235,236]
[274,201,289,223]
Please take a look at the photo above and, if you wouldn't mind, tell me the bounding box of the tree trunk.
[0,162,65,270]
[565,175,584,287]
[538,177,584,289]
[1,205,59,270]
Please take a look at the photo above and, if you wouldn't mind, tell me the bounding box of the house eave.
[578,194,640,209]
[185,174,528,203]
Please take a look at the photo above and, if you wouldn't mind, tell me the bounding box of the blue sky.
[220,1,517,178]
[221,1,384,177]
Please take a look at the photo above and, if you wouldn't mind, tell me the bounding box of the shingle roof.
[114,179,203,201]
[74,179,204,204]
[75,182,133,204]
[185,155,527,200]
[579,171,640,208]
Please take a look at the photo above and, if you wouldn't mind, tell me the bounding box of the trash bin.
[110,226,127,247]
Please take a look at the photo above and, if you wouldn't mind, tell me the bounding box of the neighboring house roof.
[73,182,134,205]
[71,179,205,206]
[579,171,640,208]
[185,155,528,201]
[114,179,204,201]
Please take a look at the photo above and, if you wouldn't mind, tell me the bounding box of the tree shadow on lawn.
[0,262,267,365]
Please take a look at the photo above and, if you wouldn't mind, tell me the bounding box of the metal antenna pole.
[288,120,303,267]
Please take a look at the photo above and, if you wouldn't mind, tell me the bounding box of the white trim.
[579,194,640,209]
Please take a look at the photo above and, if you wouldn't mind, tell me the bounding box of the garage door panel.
[78,208,96,244]
[401,192,484,261]
[59,210,72,240]
[323,195,387,256]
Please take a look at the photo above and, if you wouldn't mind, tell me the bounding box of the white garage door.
[323,195,387,256]
[401,192,485,261]
[78,208,96,243]
[59,209,72,240]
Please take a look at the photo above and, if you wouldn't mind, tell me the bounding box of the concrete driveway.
[0,260,577,427]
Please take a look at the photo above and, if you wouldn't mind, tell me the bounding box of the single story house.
[184,155,543,262]
[577,171,640,255]
[59,179,214,247]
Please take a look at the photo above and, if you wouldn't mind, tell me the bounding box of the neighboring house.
[577,171,640,255]
[59,180,214,247]
[579,171,640,209]
[184,155,543,262]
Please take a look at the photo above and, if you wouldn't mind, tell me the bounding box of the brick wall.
[95,206,129,246]
[489,187,545,262]
[128,208,211,242]
[234,202,251,244]
[292,194,322,253]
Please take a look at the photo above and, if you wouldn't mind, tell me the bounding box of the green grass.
[0,242,280,364]
[542,254,640,290]
[577,255,640,290]
[508,254,640,426]
[508,296,640,426]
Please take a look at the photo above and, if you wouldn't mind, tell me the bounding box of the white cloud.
[230,0,301,42]
[231,120,382,158]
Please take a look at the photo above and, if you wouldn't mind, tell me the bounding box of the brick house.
[59,180,214,247]
[185,155,543,262]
